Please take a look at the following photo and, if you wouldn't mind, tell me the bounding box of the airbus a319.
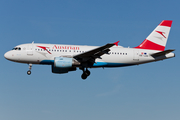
[4,20,175,79]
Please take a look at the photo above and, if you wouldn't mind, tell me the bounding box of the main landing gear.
[81,68,91,80]
[27,63,32,75]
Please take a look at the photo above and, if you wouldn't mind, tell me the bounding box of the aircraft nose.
[4,51,11,60]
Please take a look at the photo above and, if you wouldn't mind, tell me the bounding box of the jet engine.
[52,57,80,74]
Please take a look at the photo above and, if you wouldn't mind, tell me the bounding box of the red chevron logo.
[156,31,166,38]
[37,46,51,54]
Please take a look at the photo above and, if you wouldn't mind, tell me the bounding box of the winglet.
[114,41,119,46]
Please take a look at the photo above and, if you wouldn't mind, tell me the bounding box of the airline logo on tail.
[156,31,166,38]
[135,20,172,51]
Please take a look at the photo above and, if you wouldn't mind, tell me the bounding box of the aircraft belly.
[93,62,134,67]
[94,55,135,67]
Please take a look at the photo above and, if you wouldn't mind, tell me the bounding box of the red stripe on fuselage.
[134,39,165,51]
[159,20,172,27]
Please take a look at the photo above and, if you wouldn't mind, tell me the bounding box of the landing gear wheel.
[27,70,31,75]
[85,69,90,76]
[80,67,91,80]
[81,73,87,80]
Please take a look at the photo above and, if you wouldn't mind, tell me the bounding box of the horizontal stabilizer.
[150,49,175,57]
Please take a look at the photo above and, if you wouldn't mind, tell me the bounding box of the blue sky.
[0,0,180,120]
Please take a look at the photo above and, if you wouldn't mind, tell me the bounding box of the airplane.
[4,20,175,80]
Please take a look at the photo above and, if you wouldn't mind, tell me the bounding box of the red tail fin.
[135,20,172,51]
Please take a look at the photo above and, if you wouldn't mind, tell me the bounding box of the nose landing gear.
[81,68,91,80]
[27,63,32,75]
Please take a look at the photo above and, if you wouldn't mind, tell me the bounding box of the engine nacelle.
[52,65,76,74]
[54,57,80,68]
[54,57,73,68]
[52,57,79,74]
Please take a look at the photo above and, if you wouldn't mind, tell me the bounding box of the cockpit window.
[12,47,21,50]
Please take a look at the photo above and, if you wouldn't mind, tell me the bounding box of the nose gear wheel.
[27,63,32,75]
[27,70,31,75]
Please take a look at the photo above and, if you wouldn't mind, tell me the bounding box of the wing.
[73,41,119,65]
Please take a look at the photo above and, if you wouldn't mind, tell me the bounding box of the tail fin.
[135,20,173,51]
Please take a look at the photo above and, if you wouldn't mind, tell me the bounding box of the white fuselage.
[4,20,175,79]
[4,43,175,67]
